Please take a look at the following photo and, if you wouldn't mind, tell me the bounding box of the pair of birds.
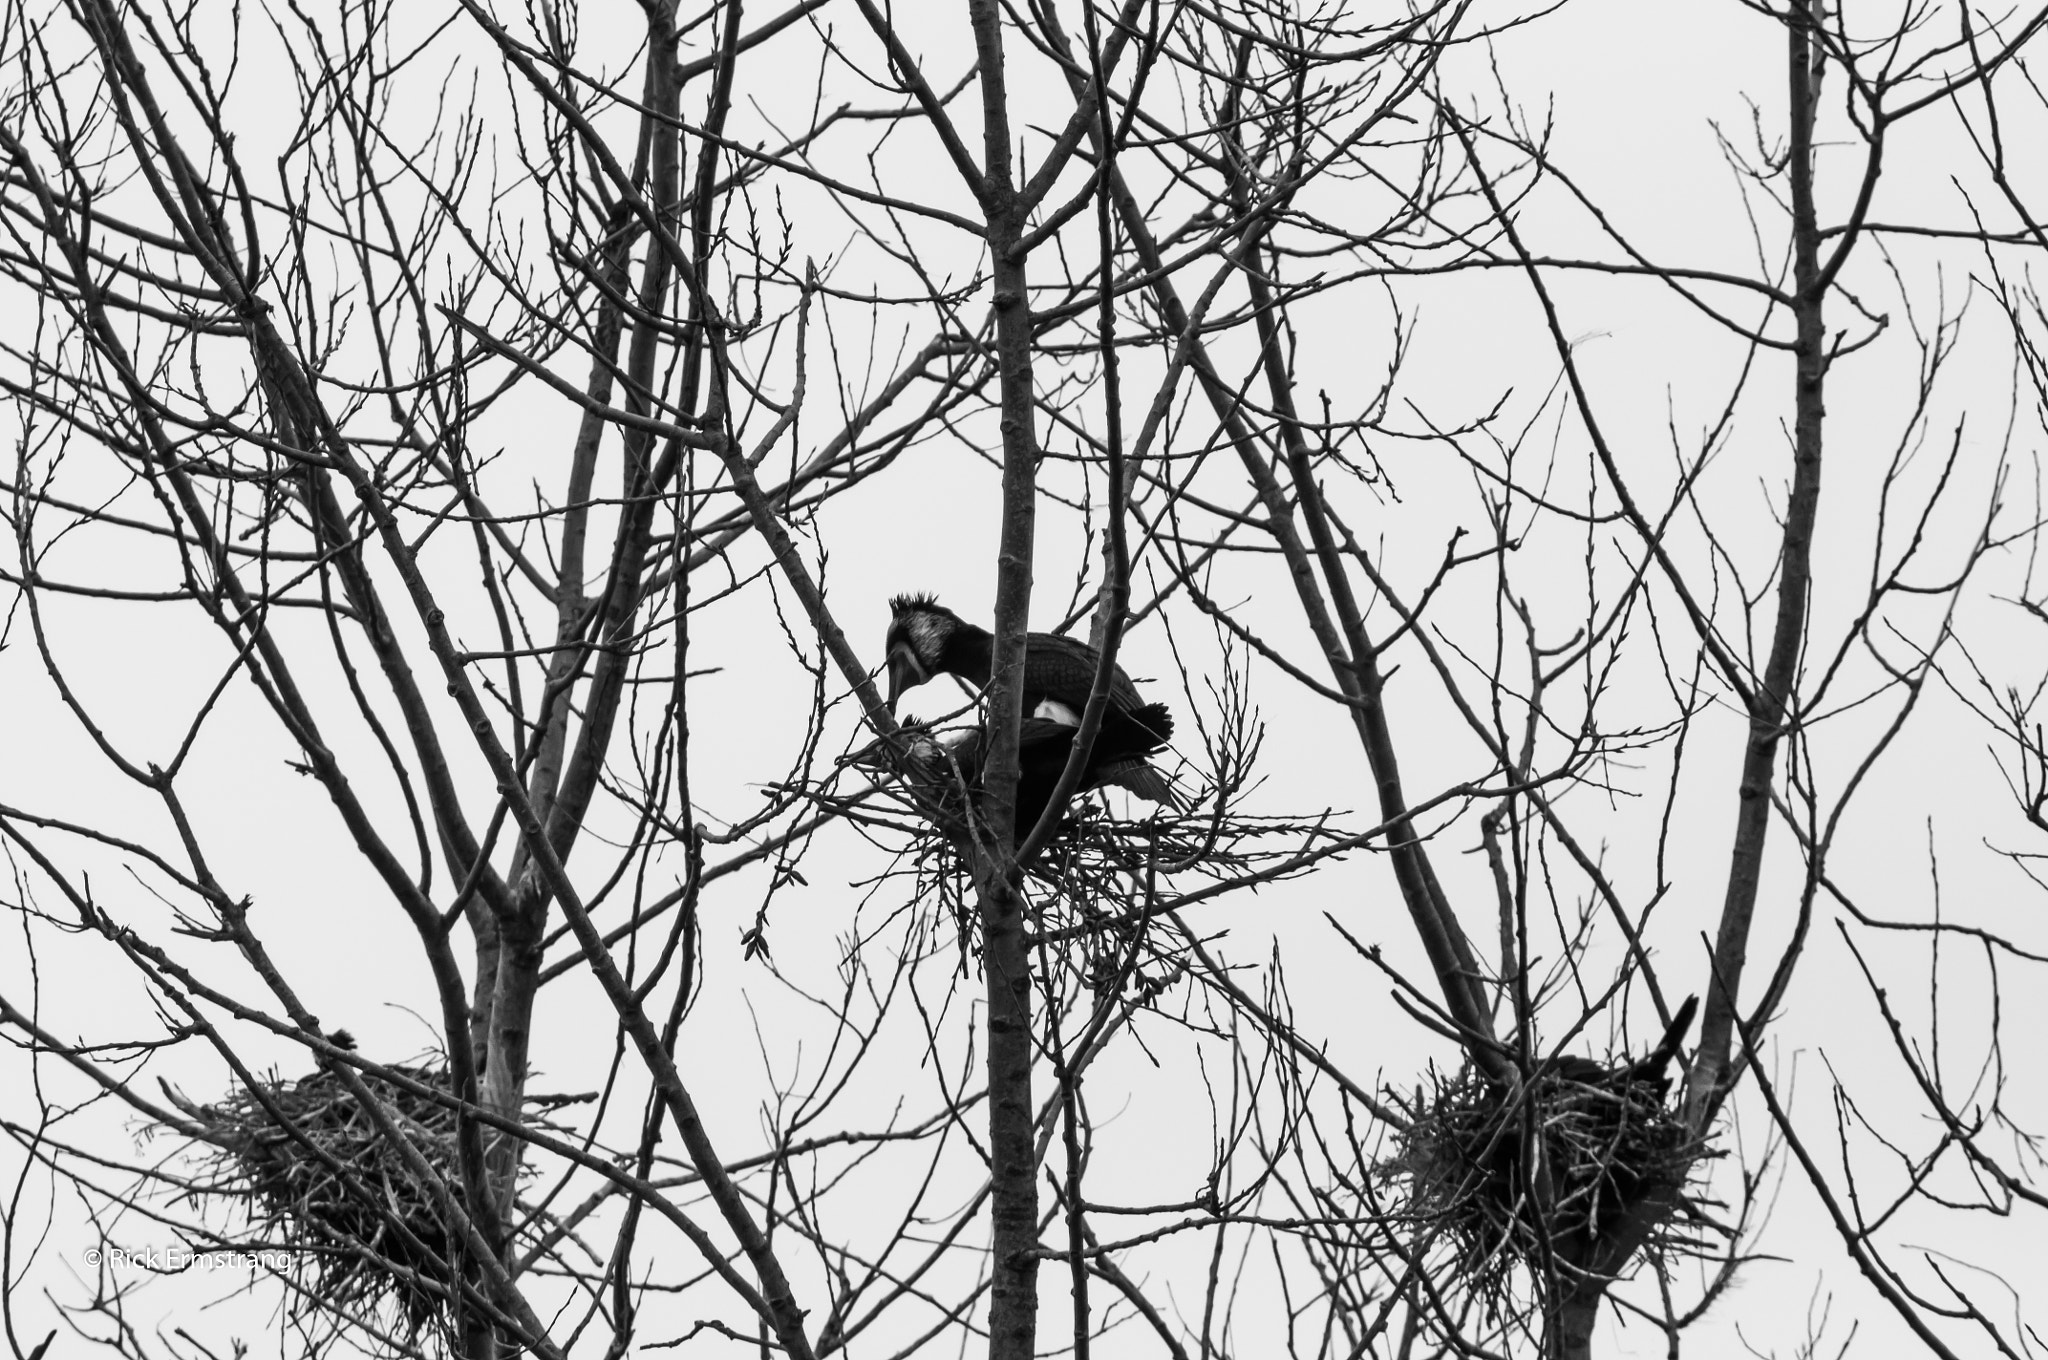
[877,594,1177,842]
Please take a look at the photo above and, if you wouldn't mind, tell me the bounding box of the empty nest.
[168,1058,531,1346]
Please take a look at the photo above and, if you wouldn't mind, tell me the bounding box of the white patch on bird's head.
[902,611,949,662]
[887,593,959,666]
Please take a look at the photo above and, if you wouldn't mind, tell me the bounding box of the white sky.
[4,0,2047,1356]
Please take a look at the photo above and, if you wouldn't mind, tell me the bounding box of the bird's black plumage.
[1539,994,1699,1098]
[1626,993,1698,1094]
[861,713,1169,851]
[1474,997,1700,1244]
[884,594,1175,780]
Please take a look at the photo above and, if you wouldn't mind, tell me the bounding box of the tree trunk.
[1690,0,1828,1129]
[969,1,1043,1355]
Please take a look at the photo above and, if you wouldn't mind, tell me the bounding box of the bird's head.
[842,718,946,774]
[884,593,964,712]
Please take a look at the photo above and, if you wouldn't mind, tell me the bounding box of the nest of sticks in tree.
[828,713,1337,1001]
[167,1058,525,1346]
[842,719,1297,890]
[1386,1056,1705,1304]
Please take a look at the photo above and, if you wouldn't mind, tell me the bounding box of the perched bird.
[1541,994,1699,1097]
[1479,996,1699,1244]
[883,593,1176,804]
[1625,993,1699,1095]
[849,702,1176,852]
[863,715,1171,844]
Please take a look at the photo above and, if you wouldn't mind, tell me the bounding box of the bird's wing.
[1025,630,1146,710]
[1016,716,1081,754]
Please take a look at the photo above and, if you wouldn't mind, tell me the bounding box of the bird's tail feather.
[1648,994,1699,1069]
[1129,701,1174,750]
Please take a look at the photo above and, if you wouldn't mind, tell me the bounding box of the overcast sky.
[4,0,2047,1356]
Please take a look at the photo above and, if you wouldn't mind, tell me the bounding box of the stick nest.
[171,1059,515,1346]
[1386,1059,1705,1302]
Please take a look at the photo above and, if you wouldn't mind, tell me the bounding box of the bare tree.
[3,1,2047,1359]
[1106,0,2048,1354]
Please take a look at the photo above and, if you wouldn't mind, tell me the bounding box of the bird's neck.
[941,624,994,687]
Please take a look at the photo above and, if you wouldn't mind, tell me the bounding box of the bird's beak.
[838,733,890,770]
[885,650,922,715]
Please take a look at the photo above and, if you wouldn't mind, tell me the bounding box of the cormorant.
[1542,994,1699,1096]
[855,712,1172,849]
[883,594,1175,805]
[1477,996,1699,1244]
[933,718,1164,833]
[1626,993,1698,1096]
